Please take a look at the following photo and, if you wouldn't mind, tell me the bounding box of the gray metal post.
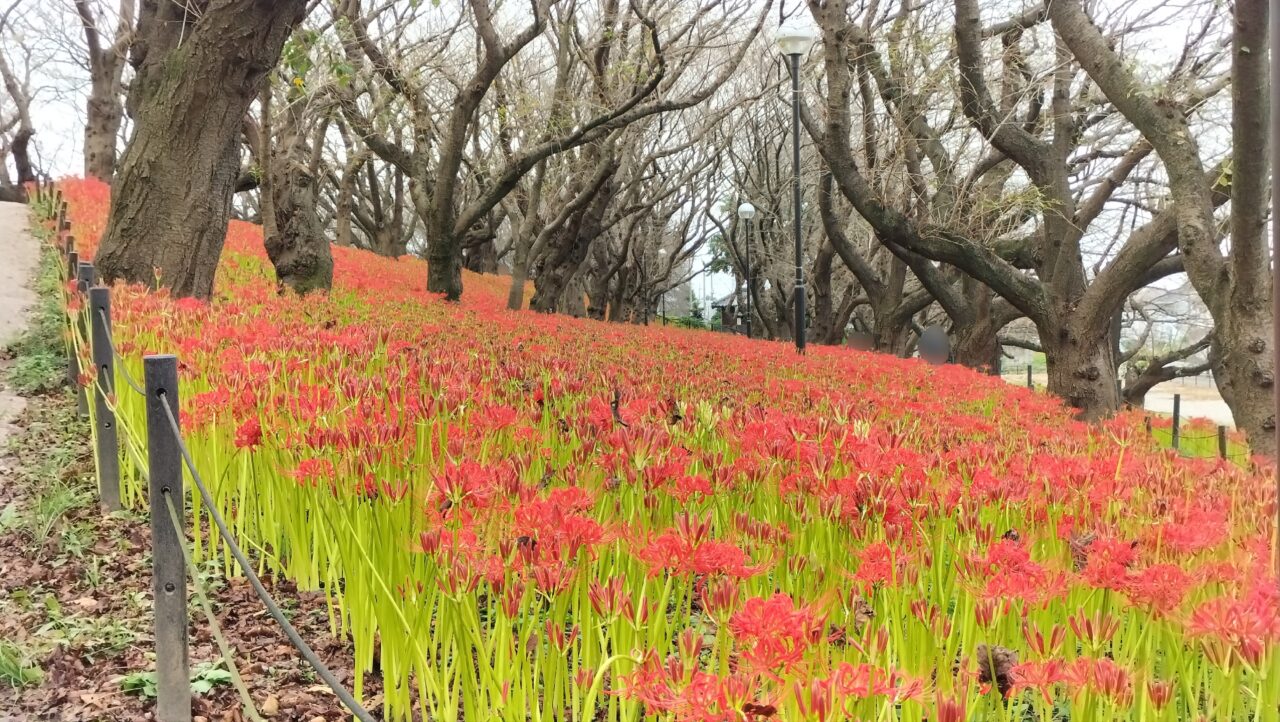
[790,52,806,354]
[65,233,75,259]
[1026,364,1033,389]
[66,251,80,389]
[744,217,752,340]
[1171,393,1181,451]
[75,263,96,418]
[143,355,190,722]
[1271,0,1280,582]
[1218,425,1228,461]
[88,288,120,512]
[56,200,66,233]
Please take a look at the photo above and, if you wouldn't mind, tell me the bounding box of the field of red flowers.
[54,177,1280,721]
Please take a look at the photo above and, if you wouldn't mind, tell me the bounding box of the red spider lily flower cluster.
[54,177,1280,721]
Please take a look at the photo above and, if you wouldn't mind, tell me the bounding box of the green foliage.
[705,233,735,275]
[36,595,137,663]
[0,641,42,688]
[118,670,157,698]
[7,243,68,395]
[190,662,234,695]
[667,315,707,330]
[119,663,231,699]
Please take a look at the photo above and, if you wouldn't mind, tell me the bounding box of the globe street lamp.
[737,202,756,339]
[776,18,818,353]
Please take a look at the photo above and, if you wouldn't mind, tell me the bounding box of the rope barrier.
[161,491,265,722]
[154,391,376,722]
[96,308,146,396]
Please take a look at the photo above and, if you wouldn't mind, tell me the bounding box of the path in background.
[1002,369,1236,428]
[0,201,39,442]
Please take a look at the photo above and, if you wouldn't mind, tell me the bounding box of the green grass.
[0,640,42,688]
[1148,425,1250,465]
[7,235,69,395]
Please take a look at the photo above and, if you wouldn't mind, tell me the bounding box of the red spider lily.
[234,417,262,449]
[934,691,966,722]
[1147,679,1174,710]
[1069,610,1121,651]
[728,594,827,675]
[1009,660,1063,703]
[54,176,1280,722]
[1187,586,1280,667]
[1123,563,1192,616]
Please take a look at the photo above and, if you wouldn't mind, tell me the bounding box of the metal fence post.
[1026,364,1033,389]
[66,250,80,389]
[1171,393,1181,451]
[65,233,75,259]
[144,354,191,722]
[56,198,65,232]
[89,287,120,512]
[1218,425,1228,460]
[75,263,96,418]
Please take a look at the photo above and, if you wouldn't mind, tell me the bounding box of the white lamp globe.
[737,202,756,220]
[775,19,819,57]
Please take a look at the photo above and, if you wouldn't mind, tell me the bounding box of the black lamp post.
[777,19,818,353]
[658,248,668,325]
[737,201,756,339]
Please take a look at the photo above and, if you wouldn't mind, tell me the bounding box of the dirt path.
[0,201,39,442]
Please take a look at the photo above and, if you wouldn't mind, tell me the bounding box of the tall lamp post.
[776,19,818,353]
[658,248,668,324]
[1269,0,1279,583]
[737,202,756,339]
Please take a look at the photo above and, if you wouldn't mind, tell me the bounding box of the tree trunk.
[96,0,307,299]
[530,170,615,313]
[1214,310,1275,456]
[463,236,500,273]
[872,306,914,356]
[1043,324,1120,420]
[84,69,124,181]
[507,241,532,310]
[425,216,464,299]
[11,128,34,188]
[1213,0,1274,455]
[262,98,333,295]
[951,281,1004,374]
[809,241,839,344]
[952,320,1002,374]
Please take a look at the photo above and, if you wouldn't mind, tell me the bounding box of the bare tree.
[340,0,771,301]
[95,0,309,299]
[0,0,37,201]
[805,0,1221,414]
[1048,0,1274,452]
[73,0,133,181]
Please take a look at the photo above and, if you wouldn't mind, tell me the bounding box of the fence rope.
[95,308,146,396]
[154,391,377,722]
[161,491,265,722]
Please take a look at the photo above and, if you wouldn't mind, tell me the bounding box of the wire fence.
[999,361,1251,466]
[38,181,375,722]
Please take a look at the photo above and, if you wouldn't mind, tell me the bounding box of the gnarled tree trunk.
[95,0,308,300]
[1042,321,1120,419]
[261,94,333,295]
